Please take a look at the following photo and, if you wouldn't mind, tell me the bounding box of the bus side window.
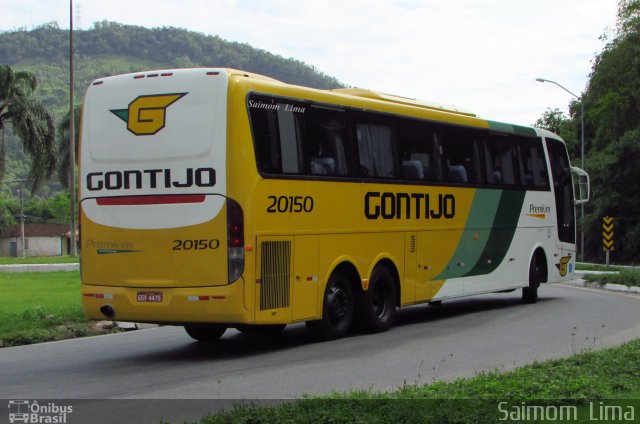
[518,145,534,187]
[532,141,549,188]
[307,107,357,177]
[431,133,444,181]
[276,107,304,174]
[357,122,397,178]
[441,128,480,184]
[484,137,517,186]
[397,119,442,182]
[248,96,306,175]
[516,138,549,189]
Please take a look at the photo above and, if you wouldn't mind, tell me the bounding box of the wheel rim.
[530,255,545,286]
[372,282,391,319]
[327,284,349,326]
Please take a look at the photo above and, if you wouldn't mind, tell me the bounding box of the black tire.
[522,253,545,304]
[355,266,396,333]
[184,325,226,342]
[236,324,286,335]
[306,272,354,340]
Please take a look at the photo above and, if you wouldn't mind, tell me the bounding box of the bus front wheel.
[522,252,546,304]
[306,272,354,340]
[184,325,226,342]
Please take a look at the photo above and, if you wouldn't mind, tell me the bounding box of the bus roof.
[226,68,543,139]
[331,88,476,118]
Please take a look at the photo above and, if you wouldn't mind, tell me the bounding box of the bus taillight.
[227,198,244,283]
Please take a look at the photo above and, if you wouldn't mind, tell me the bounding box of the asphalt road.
[1,282,639,423]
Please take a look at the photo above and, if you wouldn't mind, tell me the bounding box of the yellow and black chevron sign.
[603,216,614,251]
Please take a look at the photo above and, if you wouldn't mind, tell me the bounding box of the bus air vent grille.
[260,241,291,310]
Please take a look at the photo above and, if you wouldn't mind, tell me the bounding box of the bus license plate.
[137,291,163,303]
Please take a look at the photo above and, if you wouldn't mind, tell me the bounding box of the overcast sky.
[1,0,619,126]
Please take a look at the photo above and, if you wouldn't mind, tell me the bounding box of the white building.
[0,224,72,257]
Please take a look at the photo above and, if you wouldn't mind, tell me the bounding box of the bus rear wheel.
[306,272,354,340]
[184,325,226,342]
[356,266,396,333]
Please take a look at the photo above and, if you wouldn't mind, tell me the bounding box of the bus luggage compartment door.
[255,237,293,323]
[254,236,319,323]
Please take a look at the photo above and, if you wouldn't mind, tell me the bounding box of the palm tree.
[0,64,57,192]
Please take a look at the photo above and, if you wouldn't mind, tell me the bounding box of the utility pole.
[12,179,27,258]
[69,0,77,256]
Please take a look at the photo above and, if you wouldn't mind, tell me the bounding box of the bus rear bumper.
[81,280,250,325]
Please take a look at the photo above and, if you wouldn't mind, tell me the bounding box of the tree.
[0,64,57,192]
[57,103,81,187]
[0,192,17,232]
[584,129,640,262]
[578,0,640,262]
[533,107,570,135]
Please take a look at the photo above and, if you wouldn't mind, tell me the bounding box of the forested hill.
[0,21,343,117]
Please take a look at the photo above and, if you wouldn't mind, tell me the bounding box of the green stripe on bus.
[512,125,537,137]
[434,190,502,280]
[487,120,537,137]
[465,190,526,277]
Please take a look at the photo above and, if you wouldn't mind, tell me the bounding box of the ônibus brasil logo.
[110,93,187,136]
[8,400,73,423]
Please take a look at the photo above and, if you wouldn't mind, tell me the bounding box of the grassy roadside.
[0,271,118,347]
[0,255,79,265]
[575,262,621,272]
[574,262,640,287]
[582,270,640,288]
[192,339,640,423]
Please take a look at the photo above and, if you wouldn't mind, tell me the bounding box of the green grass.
[191,340,640,423]
[583,269,640,287]
[0,255,79,265]
[0,271,114,347]
[575,262,625,272]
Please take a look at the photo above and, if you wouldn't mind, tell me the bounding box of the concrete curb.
[0,263,79,273]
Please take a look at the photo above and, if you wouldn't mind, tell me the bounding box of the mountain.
[0,21,343,120]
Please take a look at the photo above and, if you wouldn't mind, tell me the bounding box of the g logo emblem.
[111,93,187,136]
[556,256,571,277]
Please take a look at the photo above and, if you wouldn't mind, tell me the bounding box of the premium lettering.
[529,204,551,214]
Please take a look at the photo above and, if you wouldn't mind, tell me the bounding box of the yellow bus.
[79,68,589,341]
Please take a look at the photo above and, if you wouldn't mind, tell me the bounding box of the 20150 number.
[172,239,220,250]
[267,195,314,213]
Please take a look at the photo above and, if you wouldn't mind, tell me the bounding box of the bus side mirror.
[571,166,590,204]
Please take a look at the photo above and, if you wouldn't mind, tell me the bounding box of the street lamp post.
[536,77,585,262]
[69,0,77,256]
